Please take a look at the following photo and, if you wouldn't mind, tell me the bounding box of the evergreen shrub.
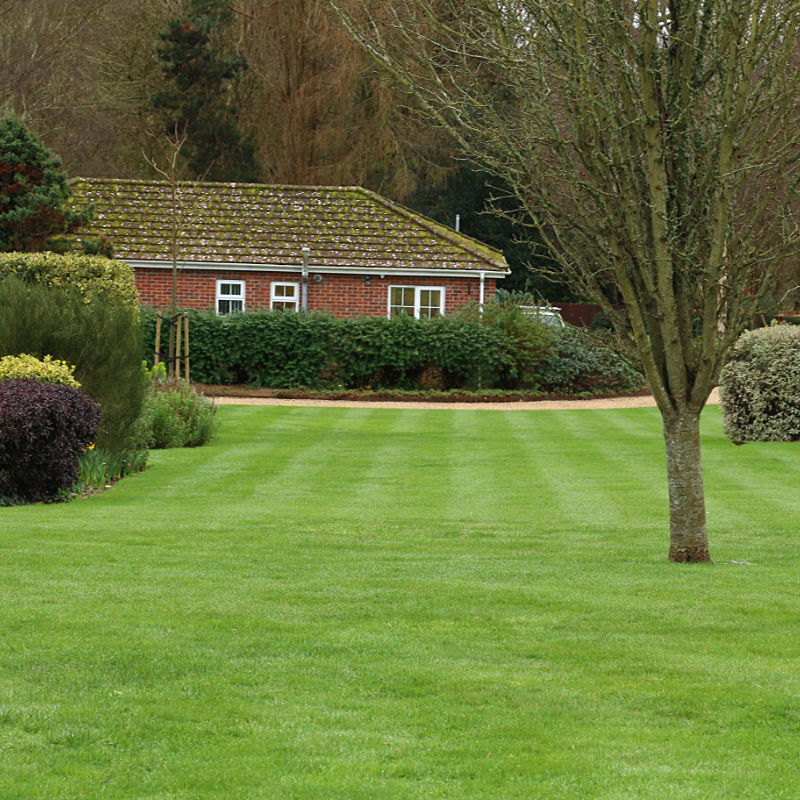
[0,115,91,252]
[141,307,553,390]
[536,327,644,394]
[137,379,218,449]
[0,353,79,387]
[458,300,555,388]
[720,325,800,441]
[0,379,100,502]
[0,277,146,450]
[0,252,138,312]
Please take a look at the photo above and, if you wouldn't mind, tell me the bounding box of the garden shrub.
[0,353,79,387]
[720,325,800,442]
[536,326,644,394]
[0,252,138,312]
[0,278,146,450]
[137,379,218,449]
[458,300,555,388]
[141,307,551,390]
[0,379,100,502]
[141,305,639,394]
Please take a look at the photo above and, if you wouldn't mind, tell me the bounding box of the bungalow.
[68,179,509,318]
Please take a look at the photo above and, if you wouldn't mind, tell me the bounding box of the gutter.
[124,259,509,280]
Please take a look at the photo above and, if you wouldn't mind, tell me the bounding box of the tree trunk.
[662,410,711,563]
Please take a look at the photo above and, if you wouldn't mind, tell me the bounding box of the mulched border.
[195,384,652,404]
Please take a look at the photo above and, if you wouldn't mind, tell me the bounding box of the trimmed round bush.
[0,379,101,502]
[720,325,800,442]
[0,353,79,387]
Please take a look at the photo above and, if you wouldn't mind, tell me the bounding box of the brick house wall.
[135,267,496,317]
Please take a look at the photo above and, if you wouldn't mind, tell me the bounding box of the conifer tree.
[0,116,90,252]
[152,0,260,182]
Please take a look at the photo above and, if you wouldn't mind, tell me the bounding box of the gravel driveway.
[214,388,720,411]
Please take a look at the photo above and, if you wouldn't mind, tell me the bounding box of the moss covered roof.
[68,179,509,273]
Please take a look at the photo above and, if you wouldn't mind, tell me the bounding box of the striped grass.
[0,405,798,799]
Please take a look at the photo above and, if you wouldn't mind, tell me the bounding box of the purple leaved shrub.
[0,379,100,502]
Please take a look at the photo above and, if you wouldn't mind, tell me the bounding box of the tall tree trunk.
[662,410,711,563]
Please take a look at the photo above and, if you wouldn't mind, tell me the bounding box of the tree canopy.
[336,0,800,561]
[0,116,90,252]
[152,0,260,182]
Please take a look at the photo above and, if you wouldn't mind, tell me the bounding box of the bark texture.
[662,411,710,563]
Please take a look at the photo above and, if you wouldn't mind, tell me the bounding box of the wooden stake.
[175,313,182,381]
[184,313,190,383]
[154,315,162,367]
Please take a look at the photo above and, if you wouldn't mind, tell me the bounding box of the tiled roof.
[68,179,509,274]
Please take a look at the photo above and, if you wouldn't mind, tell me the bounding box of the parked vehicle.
[520,305,567,328]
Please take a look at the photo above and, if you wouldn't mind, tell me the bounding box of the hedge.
[0,252,138,313]
[143,308,519,390]
[141,307,643,393]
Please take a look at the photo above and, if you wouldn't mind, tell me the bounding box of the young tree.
[336,1,800,561]
[0,116,90,252]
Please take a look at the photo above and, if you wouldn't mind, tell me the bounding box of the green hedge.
[0,252,138,312]
[142,306,644,394]
[141,307,554,390]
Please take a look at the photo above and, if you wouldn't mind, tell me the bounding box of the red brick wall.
[135,267,496,317]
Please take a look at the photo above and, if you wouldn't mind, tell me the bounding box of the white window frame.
[387,285,445,319]
[270,281,300,311]
[216,279,245,315]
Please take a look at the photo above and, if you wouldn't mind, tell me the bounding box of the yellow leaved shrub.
[0,353,80,388]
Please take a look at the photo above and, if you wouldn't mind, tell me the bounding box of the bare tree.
[336,0,800,561]
[231,0,452,196]
[0,0,167,177]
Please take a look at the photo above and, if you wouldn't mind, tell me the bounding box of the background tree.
[337,0,800,562]
[151,0,260,182]
[407,162,574,300]
[0,116,90,252]
[230,0,453,196]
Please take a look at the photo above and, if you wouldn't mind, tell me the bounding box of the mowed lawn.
[1,404,798,799]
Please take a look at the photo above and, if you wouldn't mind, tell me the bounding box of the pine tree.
[152,0,260,182]
[0,116,90,252]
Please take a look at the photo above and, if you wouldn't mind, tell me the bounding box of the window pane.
[274,284,296,299]
[390,286,415,317]
[220,282,242,298]
[419,289,442,318]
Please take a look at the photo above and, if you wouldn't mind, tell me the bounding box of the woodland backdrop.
[0,0,566,296]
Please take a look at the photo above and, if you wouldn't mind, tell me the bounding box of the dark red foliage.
[0,379,100,502]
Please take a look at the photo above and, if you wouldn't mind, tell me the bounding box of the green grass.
[1,405,798,799]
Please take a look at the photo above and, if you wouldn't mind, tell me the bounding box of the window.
[271,281,300,311]
[388,286,445,319]
[216,280,244,315]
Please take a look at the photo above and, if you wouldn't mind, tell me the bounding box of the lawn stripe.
[1,405,799,799]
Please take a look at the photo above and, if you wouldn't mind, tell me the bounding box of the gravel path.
[214,387,721,411]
